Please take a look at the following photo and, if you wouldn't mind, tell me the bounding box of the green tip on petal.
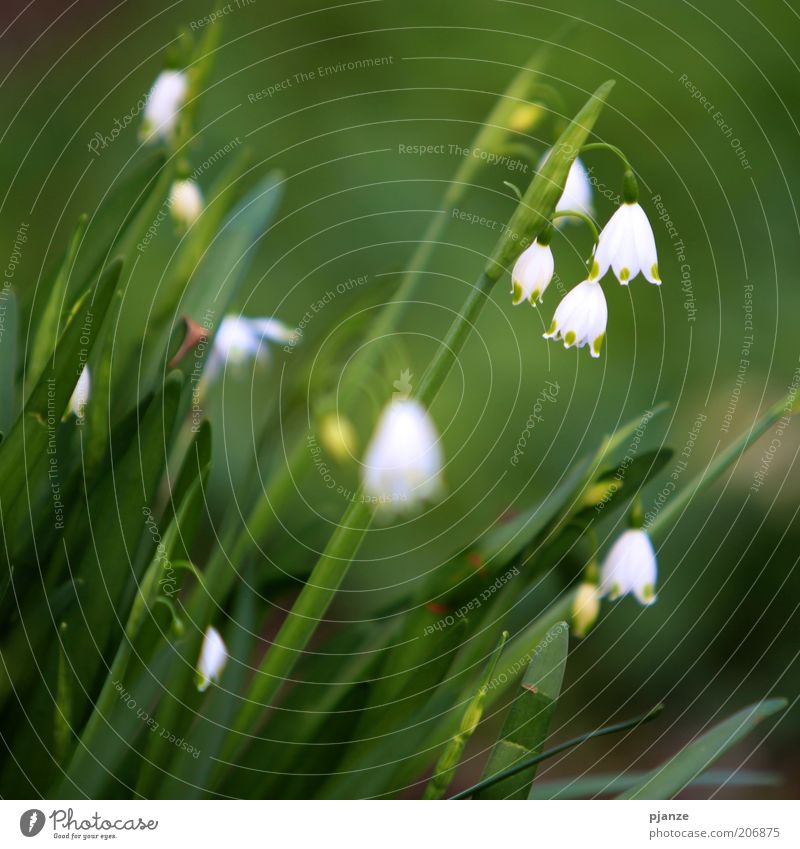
[545,319,557,336]
[529,289,541,306]
[609,583,622,601]
[619,267,630,282]
[592,333,605,355]
[641,584,657,604]
[564,330,576,346]
[651,263,661,282]
[589,259,600,280]
[511,280,524,305]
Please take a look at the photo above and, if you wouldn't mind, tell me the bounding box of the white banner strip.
[1,799,797,848]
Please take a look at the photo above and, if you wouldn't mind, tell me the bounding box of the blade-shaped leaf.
[618,699,787,799]
[474,621,569,799]
[530,768,781,799]
[27,215,87,392]
[0,258,123,555]
[0,286,17,434]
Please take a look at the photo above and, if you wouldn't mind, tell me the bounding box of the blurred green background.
[2,0,799,795]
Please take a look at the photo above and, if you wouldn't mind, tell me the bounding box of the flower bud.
[319,412,358,463]
[169,179,203,229]
[67,366,91,421]
[140,70,188,142]
[571,582,601,638]
[196,626,227,692]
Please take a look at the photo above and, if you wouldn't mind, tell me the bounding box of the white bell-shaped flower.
[362,398,444,511]
[169,179,203,229]
[511,239,554,306]
[543,279,607,358]
[141,70,188,142]
[592,201,660,285]
[204,315,298,382]
[196,626,227,692]
[600,529,658,606]
[539,150,594,220]
[68,366,91,420]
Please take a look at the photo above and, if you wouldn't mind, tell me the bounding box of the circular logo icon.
[19,809,46,837]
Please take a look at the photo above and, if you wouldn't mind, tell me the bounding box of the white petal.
[630,204,660,284]
[68,366,91,419]
[141,70,188,142]
[595,203,659,285]
[538,151,594,221]
[594,203,630,281]
[362,399,444,512]
[169,180,203,228]
[250,317,299,346]
[511,242,554,305]
[557,157,594,218]
[196,626,227,692]
[600,529,658,606]
[544,279,607,358]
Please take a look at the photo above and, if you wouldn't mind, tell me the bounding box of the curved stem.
[552,208,599,244]
[580,141,632,172]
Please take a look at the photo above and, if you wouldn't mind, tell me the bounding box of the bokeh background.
[2,0,799,796]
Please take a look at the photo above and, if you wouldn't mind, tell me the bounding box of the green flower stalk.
[223,80,616,761]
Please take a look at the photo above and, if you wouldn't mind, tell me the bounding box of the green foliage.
[474,622,568,799]
[0,21,791,804]
[618,700,787,800]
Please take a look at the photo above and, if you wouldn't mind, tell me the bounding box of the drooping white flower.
[571,581,601,638]
[68,366,91,420]
[600,529,658,606]
[543,279,607,358]
[204,315,298,382]
[169,179,203,229]
[511,239,554,306]
[592,201,660,285]
[362,398,444,511]
[140,70,188,142]
[539,150,594,220]
[196,626,227,692]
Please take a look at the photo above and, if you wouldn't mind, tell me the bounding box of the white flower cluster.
[512,152,660,359]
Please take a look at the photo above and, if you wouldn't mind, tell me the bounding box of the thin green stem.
[227,493,373,739]
[552,208,599,244]
[450,704,664,799]
[580,141,632,172]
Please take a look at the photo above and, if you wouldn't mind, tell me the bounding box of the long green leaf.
[618,699,787,799]
[58,472,210,797]
[0,285,17,434]
[27,215,87,392]
[474,621,568,799]
[0,258,123,557]
[452,704,663,799]
[70,149,166,290]
[530,769,780,799]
